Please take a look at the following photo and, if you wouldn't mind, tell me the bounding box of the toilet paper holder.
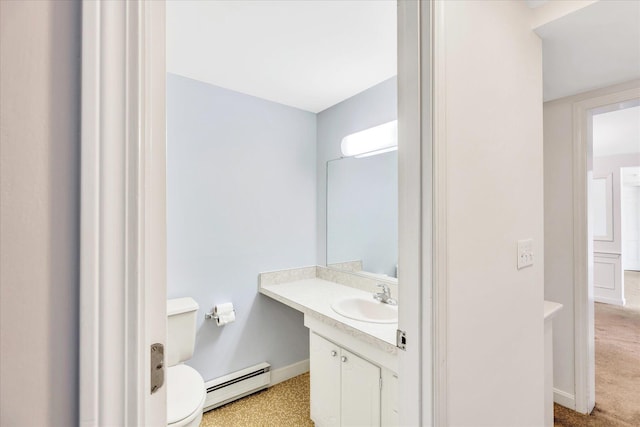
[204,309,236,320]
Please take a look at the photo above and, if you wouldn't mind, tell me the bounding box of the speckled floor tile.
[200,372,313,427]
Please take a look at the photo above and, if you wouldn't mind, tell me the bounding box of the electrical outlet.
[517,239,534,269]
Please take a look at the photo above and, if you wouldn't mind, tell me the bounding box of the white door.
[341,349,381,427]
[310,333,341,426]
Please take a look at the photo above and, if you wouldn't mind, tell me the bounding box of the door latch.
[396,329,407,350]
[150,343,164,394]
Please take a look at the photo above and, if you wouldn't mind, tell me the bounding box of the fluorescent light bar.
[354,146,398,158]
[341,120,397,158]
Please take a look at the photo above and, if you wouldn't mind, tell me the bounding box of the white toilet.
[167,297,206,427]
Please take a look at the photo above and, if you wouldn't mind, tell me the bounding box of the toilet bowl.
[167,297,206,427]
[167,365,205,427]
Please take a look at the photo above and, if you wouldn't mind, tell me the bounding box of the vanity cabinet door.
[340,349,381,427]
[310,333,341,426]
[381,369,399,426]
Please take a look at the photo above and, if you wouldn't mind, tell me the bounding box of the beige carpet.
[200,373,313,427]
[555,271,640,427]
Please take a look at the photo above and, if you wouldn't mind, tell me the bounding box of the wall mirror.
[326,150,398,281]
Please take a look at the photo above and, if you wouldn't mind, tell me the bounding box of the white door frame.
[397,0,439,426]
[431,1,449,424]
[572,86,640,414]
[79,1,166,425]
[80,0,439,425]
[621,169,640,271]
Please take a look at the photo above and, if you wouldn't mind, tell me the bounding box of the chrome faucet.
[373,284,397,305]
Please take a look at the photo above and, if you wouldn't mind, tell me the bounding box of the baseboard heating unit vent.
[203,362,271,412]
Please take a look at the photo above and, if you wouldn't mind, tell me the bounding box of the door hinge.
[379,377,383,390]
[150,343,165,394]
[396,329,407,350]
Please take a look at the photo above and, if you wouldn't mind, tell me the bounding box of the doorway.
[166,1,429,426]
[621,166,640,274]
[591,101,640,307]
[537,0,640,421]
[80,1,433,425]
[588,100,640,423]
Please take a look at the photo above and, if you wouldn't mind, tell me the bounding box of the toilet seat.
[167,364,206,426]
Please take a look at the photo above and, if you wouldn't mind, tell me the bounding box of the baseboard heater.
[203,362,271,412]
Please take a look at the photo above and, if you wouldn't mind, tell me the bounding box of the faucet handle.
[377,283,390,295]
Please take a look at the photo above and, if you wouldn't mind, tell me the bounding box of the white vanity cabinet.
[258,276,399,426]
[310,332,397,427]
[310,332,342,426]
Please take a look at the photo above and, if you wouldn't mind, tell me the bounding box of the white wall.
[622,182,640,271]
[544,79,640,405]
[441,2,545,425]
[593,154,640,254]
[0,1,80,425]
[167,74,317,381]
[592,154,640,305]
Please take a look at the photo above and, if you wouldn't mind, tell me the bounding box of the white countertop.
[544,300,563,321]
[260,278,397,352]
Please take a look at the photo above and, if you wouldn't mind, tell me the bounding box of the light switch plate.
[517,239,534,269]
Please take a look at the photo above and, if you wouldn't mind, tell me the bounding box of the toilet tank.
[167,297,199,367]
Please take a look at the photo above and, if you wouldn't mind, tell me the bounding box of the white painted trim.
[79,3,100,423]
[592,173,614,241]
[553,388,576,410]
[594,251,623,304]
[572,95,592,416]
[80,1,166,425]
[431,1,448,426]
[397,1,431,425]
[421,3,437,426]
[572,86,640,415]
[269,360,311,386]
[141,2,168,425]
[594,251,622,257]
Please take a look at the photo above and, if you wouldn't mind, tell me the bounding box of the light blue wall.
[167,74,397,381]
[316,77,398,265]
[167,74,316,381]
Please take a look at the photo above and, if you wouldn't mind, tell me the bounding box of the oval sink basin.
[331,297,398,324]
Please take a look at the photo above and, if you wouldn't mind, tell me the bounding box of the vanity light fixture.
[340,120,398,158]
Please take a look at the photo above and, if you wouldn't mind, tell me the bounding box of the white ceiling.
[593,105,640,157]
[166,0,397,113]
[535,0,640,102]
[167,1,639,110]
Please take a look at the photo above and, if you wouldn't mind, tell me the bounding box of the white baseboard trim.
[594,295,625,306]
[554,388,576,410]
[270,359,309,387]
